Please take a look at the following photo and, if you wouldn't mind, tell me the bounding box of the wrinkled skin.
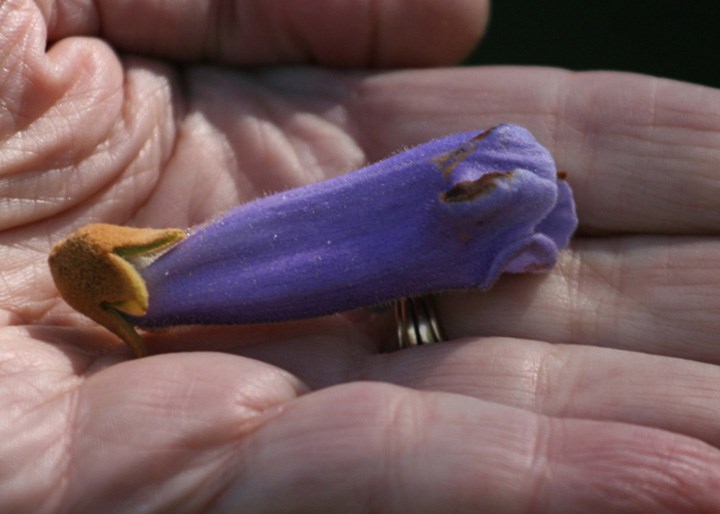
[2,1,720,512]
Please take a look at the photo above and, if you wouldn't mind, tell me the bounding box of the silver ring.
[394,296,445,349]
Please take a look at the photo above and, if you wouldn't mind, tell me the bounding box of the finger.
[59,352,306,511]
[231,383,720,512]
[42,0,488,67]
[346,67,720,234]
[207,299,720,449]
[438,236,720,363]
[361,338,720,449]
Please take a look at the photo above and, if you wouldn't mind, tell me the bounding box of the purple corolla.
[49,124,577,356]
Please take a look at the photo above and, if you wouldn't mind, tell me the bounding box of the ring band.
[394,296,445,348]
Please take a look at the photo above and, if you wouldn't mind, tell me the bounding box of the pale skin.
[2,0,720,512]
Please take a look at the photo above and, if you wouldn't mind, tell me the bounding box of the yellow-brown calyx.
[48,224,186,357]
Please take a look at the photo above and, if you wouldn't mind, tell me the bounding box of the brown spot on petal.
[433,126,498,176]
[440,171,513,203]
[471,127,494,143]
[433,146,473,177]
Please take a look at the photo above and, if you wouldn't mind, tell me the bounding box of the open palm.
[2,1,720,512]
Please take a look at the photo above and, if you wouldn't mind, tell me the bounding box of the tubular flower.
[49,124,577,356]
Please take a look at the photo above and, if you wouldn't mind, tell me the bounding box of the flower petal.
[134,124,577,328]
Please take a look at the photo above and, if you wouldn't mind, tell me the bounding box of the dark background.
[465,0,720,88]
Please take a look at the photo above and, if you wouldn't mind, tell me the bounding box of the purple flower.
[138,123,576,323]
[49,124,577,356]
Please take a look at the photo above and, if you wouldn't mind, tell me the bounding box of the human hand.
[2,1,720,512]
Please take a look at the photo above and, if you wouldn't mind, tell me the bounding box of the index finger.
[347,67,720,234]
